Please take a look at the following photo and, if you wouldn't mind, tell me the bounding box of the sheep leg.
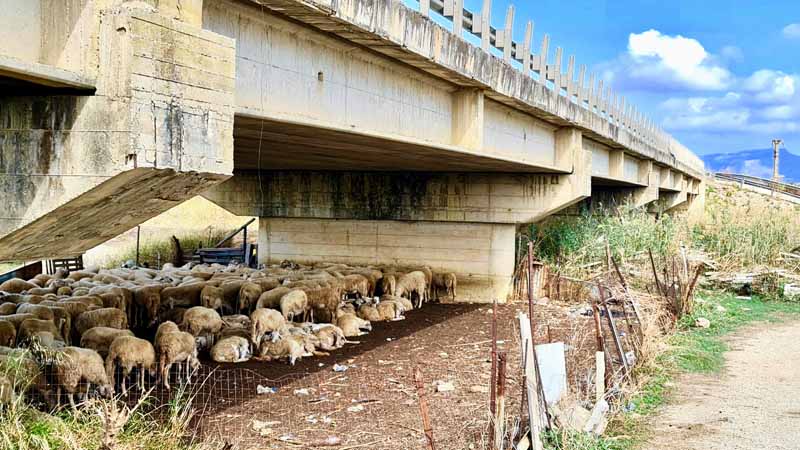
[163,362,172,391]
[68,392,76,410]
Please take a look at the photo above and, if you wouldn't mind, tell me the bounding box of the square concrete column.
[258,218,516,302]
[451,88,484,150]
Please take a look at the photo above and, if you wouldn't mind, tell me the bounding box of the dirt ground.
[645,321,800,450]
[185,300,603,450]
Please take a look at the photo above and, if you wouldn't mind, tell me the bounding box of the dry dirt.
[645,321,800,450]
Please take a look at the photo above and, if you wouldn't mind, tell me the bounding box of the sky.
[417,0,800,156]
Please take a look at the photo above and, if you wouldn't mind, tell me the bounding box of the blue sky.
[415,0,800,156]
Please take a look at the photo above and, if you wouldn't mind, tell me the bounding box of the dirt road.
[645,321,800,450]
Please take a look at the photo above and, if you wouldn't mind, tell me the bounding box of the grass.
[603,291,800,449]
[103,228,234,269]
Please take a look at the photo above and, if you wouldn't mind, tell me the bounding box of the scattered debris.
[784,284,800,300]
[469,385,489,394]
[293,388,311,396]
[333,364,349,372]
[535,342,567,406]
[695,317,711,328]
[433,380,455,393]
[346,404,365,413]
[256,385,277,395]
[585,400,609,435]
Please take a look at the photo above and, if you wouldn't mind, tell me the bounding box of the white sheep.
[395,271,429,308]
[432,272,458,301]
[257,336,306,365]
[256,287,291,310]
[180,307,223,348]
[335,313,372,337]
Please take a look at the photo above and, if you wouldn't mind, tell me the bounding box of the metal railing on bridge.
[715,173,800,201]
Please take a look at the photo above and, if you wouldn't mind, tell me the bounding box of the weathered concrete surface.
[0,4,236,260]
[234,0,704,179]
[258,218,515,301]
[0,168,225,260]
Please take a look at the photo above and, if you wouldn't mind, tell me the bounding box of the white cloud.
[742,70,796,103]
[615,30,733,90]
[720,45,744,62]
[783,23,800,39]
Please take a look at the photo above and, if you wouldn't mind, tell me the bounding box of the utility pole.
[773,139,783,183]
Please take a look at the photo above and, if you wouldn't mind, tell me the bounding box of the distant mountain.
[702,148,800,184]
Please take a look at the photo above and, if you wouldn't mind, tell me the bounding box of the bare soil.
[645,321,800,450]
[188,300,603,450]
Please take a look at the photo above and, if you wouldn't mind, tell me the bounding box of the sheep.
[56,286,73,296]
[18,319,63,346]
[377,300,405,321]
[357,304,381,322]
[0,303,16,315]
[380,294,414,311]
[311,324,346,351]
[250,308,287,345]
[420,266,433,298]
[256,287,291,310]
[238,282,262,314]
[161,283,206,309]
[340,274,370,298]
[377,274,396,297]
[74,308,127,337]
[44,306,72,344]
[395,271,429,308]
[250,277,280,292]
[335,313,372,337]
[27,331,65,349]
[220,280,245,311]
[0,278,37,294]
[0,321,15,347]
[210,336,251,363]
[432,272,457,301]
[200,285,224,313]
[132,284,164,327]
[0,375,14,405]
[154,321,180,346]
[159,307,187,326]
[15,304,55,322]
[80,327,135,358]
[69,295,104,308]
[105,336,156,395]
[221,315,251,330]
[256,336,305,365]
[0,313,35,330]
[55,347,113,408]
[26,287,55,296]
[157,331,199,390]
[279,290,309,322]
[180,307,223,346]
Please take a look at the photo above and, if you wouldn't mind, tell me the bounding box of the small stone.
[469,385,489,394]
[347,404,365,413]
[294,388,311,396]
[695,317,711,328]
[438,352,449,358]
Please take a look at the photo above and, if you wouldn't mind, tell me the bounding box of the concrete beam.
[451,88,484,150]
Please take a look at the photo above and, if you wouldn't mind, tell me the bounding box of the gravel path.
[645,321,800,450]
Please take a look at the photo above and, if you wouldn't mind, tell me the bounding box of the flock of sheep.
[0,261,458,408]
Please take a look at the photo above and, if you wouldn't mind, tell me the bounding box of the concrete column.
[451,88,484,150]
[258,218,516,302]
[631,161,659,207]
[608,149,624,180]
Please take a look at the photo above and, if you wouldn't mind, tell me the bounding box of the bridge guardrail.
[715,173,800,200]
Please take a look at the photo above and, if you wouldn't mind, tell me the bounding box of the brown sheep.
[377,274,396,297]
[238,282,262,314]
[380,294,414,311]
[180,307,223,346]
[132,285,165,327]
[105,336,156,395]
[396,271,429,308]
[250,308,287,345]
[335,313,372,337]
[357,304,381,322]
[15,304,55,322]
[0,313,36,332]
[157,331,199,390]
[0,278,37,294]
[340,274,369,298]
[257,336,305,365]
[161,283,206,309]
[256,287,291,310]
[210,336,251,363]
[74,308,127,338]
[280,290,309,322]
[0,303,17,315]
[55,347,113,408]
[312,324,346,351]
[220,280,245,311]
[56,286,73,296]
[80,327,135,358]
[432,272,458,301]
[377,300,405,321]
[18,319,63,346]
[0,321,15,347]
[200,285,224,313]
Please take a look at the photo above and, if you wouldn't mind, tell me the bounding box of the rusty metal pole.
[526,241,551,429]
[413,367,436,450]
[495,352,508,450]
[489,298,498,445]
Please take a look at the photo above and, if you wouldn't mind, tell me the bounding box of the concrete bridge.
[0,0,705,300]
